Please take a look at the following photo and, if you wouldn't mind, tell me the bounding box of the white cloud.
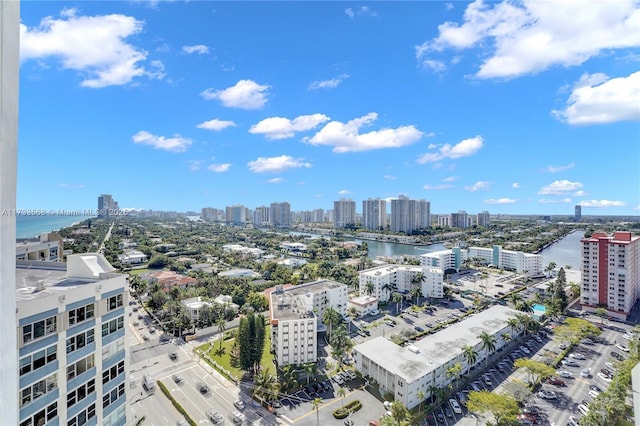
[250,114,330,140]
[417,136,484,163]
[267,177,283,184]
[544,162,575,173]
[208,163,231,173]
[538,180,583,195]
[464,181,492,191]
[345,6,377,18]
[201,80,270,109]
[539,198,573,204]
[247,155,311,173]
[416,0,640,79]
[182,44,209,54]
[306,113,423,153]
[446,3,454,11]
[422,59,447,72]
[132,131,192,152]
[338,189,351,195]
[573,190,589,197]
[423,184,453,190]
[443,176,459,182]
[484,198,517,204]
[196,119,236,131]
[20,9,161,88]
[552,71,640,125]
[308,74,350,90]
[512,182,520,188]
[384,175,397,180]
[579,200,627,208]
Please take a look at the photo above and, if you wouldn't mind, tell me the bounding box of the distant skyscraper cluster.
[389,195,430,233]
[97,194,119,218]
[575,205,582,222]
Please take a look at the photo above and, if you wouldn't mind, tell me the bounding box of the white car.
[562,359,579,367]
[588,389,600,398]
[206,410,224,424]
[537,390,557,399]
[597,372,612,382]
[616,343,630,352]
[569,353,586,360]
[519,346,531,355]
[568,416,580,426]
[623,334,633,341]
[605,362,618,372]
[233,400,245,410]
[557,370,573,378]
[578,404,590,416]
[449,398,462,414]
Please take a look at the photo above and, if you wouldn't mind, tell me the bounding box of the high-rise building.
[97,194,119,218]
[581,231,640,319]
[390,195,415,233]
[415,199,431,230]
[449,211,469,229]
[575,205,582,222]
[225,204,247,225]
[333,199,356,228]
[253,206,270,227]
[16,254,129,426]
[477,211,491,227]
[312,209,325,223]
[270,202,291,228]
[1,1,20,421]
[362,198,386,231]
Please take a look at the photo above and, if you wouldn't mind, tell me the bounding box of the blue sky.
[17,1,640,216]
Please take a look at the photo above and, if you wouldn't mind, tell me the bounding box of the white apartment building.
[420,249,460,272]
[16,254,129,426]
[389,195,429,233]
[333,199,356,228]
[117,250,147,265]
[477,211,491,227]
[362,198,387,231]
[269,280,348,366]
[354,305,520,409]
[359,264,443,302]
[348,296,379,317]
[270,202,291,228]
[581,231,640,319]
[17,234,63,262]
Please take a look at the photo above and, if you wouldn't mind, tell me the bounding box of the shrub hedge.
[157,380,197,426]
[333,400,363,419]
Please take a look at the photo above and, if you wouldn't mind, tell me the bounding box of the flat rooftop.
[270,279,344,322]
[355,305,520,382]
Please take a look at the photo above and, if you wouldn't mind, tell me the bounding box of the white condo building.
[333,199,356,228]
[354,305,521,409]
[16,254,129,426]
[362,198,387,231]
[270,202,291,228]
[17,234,63,262]
[581,231,640,319]
[269,280,348,366]
[359,264,443,302]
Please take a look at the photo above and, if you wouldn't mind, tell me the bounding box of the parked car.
[517,413,537,425]
[578,404,590,416]
[611,351,624,361]
[589,389,600,399]
[569,352,586,360]
[449,398,462,414]
[590,384,602,392]
[568,416,580,426]
[456,392,466,404]
[556,370,573,378]
[562,359,579,367]
[171,374,184,385]
[581,338,594,345]
[233,400,245,410]
[605,362,618,372]
[546,377,566,386]
[581,368,591,378]
[615,343,630,352]
[482,375,493,386]
[537,390,557,400]
[600,368,612,377]
[596,372,612,382]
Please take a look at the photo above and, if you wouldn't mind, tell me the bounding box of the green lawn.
[198,325,275,381]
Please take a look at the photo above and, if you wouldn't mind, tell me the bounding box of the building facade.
[353,306,520,409]
[449,211,469,229]
[269,202,291,228]
[97,195,119,218]
[477,211,490,227]
[581,231,640,319]
[333,199,356,229]
[359,264,444,303]
[16,254,128,426]
[362,198,387,231]
[225,205,247,225]
[269,280,348,366]
[575,205,582,222]
[17,234,63,262]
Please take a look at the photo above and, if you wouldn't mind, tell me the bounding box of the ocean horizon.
[16,215,94,239]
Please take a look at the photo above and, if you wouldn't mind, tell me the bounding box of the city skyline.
[16,1,640,215]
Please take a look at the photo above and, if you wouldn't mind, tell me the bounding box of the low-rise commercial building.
[353,305,520,409]
[348,295,379,317]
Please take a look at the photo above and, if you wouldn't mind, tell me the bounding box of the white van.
[142,374,155,393]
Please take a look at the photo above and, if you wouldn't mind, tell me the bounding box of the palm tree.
[501,333,512,345]
[254,369,278,403]
[567,282,580,300]
[216,317,226,351]
[392,292,403,314]
[303,362,316,385]
[545,261,557,277]
[410,286,423,307]
[445,362,463,390]
[478,331,497,368]
[311,397,323,426]
[516,300,534,314]
[515,313,532,336]
[365,281,375,296]
[462,344,478,371]
[509,292,523,307]
[506,317,520,338]
[337,387,346,407]
[322,306,340,339]
[417,390,426,416]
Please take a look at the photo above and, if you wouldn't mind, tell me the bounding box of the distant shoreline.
[16,215,95,239]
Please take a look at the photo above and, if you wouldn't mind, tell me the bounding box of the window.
[69,303,95,326]
[102,360,125,384]
[66,329,95,354]
[67,354,95,380]
[22,315,57,344]
[103,404,125,426]
[67,403,95,426]
[19,402,57,426]
[102,382,125,409]
[107,294,124,312]
[102,338,125,360]
[19,344,57,376]
[19,373,58,408]
[102,316,124,338]
[67,379,95,408]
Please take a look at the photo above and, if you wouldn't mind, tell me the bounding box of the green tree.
[330,326,354,368]
[148,254,170,269]
[311,397,323,426]
[337,387,346,407]
[387,401,411,425]
[596,307,607,323]
[365,281,375,296]
[417,390,426,416]
[466,390,519,425]
[545,261,557,277]
[502,380,533,406]
[392,292,403,314]
[303,362,316,385]
[462,344,478,371]
[478,331,497,368]
[513,358,555,385]
[445,362,463,390]
[246,292,269,312]
[216,317,226,351]
[322,306,340,339]
[253,369,278,403]
[238,311,266,375]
